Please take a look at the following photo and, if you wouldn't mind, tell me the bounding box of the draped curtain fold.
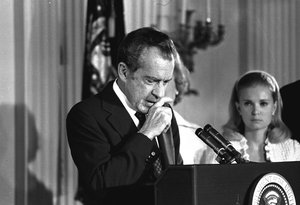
[239,0,300,86]
[18,0,85,204]
[123,0,181,33]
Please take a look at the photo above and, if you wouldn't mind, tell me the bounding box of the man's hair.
[117,27,177,72]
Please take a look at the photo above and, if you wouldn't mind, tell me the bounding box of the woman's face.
[235,85,277,132]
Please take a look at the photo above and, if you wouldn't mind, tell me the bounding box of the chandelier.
[170,8,225,73]
[144,0,223,73]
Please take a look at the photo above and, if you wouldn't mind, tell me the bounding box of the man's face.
[122,47,175,114]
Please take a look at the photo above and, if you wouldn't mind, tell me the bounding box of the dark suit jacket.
[280,80,300,142]
[66,80,181,204]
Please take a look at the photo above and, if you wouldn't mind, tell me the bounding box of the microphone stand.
[203,124,249,164]
[195,128,235,164]
[158,128,175,168]
[195,126,249,164]
[158,103,176,168]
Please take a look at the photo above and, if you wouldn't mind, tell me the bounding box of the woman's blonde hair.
[223,70,291,143]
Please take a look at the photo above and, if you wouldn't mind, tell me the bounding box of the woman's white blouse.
[198,131,300,164]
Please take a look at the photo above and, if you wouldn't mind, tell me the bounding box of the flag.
[77,0,125,202]
[82,0,124,100]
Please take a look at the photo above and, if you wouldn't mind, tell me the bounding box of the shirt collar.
[113,79,139,126]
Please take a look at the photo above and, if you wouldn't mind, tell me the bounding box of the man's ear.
[118,62,129,81]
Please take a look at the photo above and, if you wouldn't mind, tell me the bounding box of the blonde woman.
[200,70,300,163]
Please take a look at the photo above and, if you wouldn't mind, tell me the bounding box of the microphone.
[195,128,235,164]
[157,103,175,167]
[203,124,248,164]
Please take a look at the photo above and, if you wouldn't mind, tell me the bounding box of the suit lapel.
[99,81,182,164]
[101,81,137,137]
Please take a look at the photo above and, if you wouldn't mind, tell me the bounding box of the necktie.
[135,112,163,178]
[135,112,146,130]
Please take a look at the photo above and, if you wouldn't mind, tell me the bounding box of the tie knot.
[135,112,146,128]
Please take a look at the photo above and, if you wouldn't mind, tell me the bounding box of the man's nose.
[152,83,165,99]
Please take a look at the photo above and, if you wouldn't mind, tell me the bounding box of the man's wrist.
[137,130,156,140]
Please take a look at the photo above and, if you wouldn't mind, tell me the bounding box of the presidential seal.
[251,173,296,205]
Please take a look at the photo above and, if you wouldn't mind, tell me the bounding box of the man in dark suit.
[66,27,182,205]
[280,80,300,143]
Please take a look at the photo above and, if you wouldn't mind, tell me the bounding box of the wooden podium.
[154,161,300,205]
[104,162,300,204]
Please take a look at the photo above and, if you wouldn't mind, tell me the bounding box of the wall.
[174,0,240,131]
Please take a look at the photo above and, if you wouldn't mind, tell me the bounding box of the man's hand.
[138,97,173,140]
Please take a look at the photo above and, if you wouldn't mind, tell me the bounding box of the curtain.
[16,0,125,204]
[58,0,86,204]
[15,0,86,204]
[239,0,300,86]
[123,0,184,34]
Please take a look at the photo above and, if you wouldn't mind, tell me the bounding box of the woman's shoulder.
[265,137,300,161]
[285,138,300,148]
[223,129,245,141]
[268,137,300,147]
[174,110,200,129]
